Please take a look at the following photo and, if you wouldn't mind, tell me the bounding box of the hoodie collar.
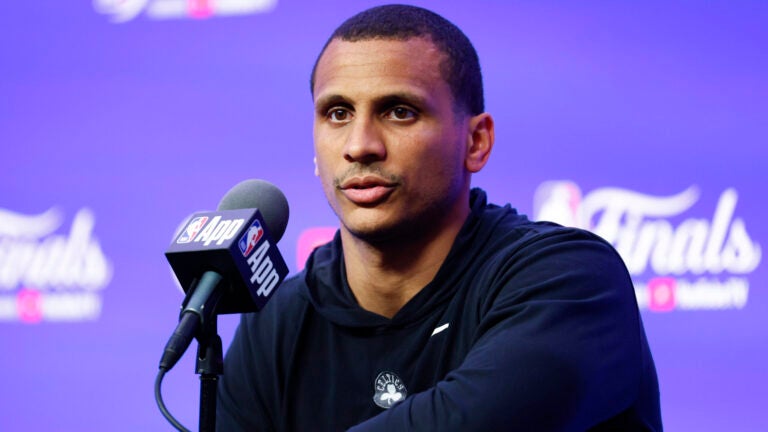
[302,188,515,331]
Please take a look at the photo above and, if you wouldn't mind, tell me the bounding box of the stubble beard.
[333,182,466,248]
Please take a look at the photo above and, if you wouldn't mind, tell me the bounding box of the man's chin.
[341,218,414,245]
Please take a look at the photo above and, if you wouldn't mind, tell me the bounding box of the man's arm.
[349,230,660,431]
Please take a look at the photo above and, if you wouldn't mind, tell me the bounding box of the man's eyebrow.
[317,92,428,107]
[314,94,350,112]
[374,92,428,109]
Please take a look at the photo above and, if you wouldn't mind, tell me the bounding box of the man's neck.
[340,203,469,319]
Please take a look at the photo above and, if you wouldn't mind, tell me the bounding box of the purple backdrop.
[1,1,766,430]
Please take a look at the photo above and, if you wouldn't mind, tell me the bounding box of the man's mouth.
[339,176,397,205]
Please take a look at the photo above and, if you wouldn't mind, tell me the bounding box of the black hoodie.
[217,189,662,431]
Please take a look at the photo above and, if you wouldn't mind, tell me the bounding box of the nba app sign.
[0,208,113,323]
[533,181,761,312]
[166,209,288,313]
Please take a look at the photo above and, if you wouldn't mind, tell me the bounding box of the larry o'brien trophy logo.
[93,0,278,23]
[0,208,113,323]
[533,181,762,312]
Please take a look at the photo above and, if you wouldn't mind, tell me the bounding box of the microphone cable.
[155,368,192,432]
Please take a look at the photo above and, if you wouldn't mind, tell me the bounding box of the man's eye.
[387,107,416,121]
[328,109,350,122]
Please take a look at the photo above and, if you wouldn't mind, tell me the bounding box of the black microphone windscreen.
[217,179,289,243]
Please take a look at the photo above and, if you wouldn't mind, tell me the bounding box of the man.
[218,5,662,431]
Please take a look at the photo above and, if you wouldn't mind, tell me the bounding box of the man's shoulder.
[482,207,620,263]
[241,272,311,327]
[471,211,633,300]
[473,191,615,256]
[516,221,617,252]
[275,272,310,301]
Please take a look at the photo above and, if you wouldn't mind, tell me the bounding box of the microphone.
[159,179,290,371]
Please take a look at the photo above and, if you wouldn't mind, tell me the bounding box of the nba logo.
[177,216,208,243]
[239,220,264,257]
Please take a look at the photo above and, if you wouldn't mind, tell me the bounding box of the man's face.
[312,37,472,242]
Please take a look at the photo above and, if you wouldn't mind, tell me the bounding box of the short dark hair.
[310,4,485,115]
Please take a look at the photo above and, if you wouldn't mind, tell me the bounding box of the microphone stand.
[196,314,223,432]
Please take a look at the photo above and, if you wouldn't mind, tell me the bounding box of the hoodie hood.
[300,188,522,331]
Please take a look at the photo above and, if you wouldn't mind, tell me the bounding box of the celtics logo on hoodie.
[373,371,407,409]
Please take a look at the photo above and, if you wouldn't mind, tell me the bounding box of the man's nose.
[343,116,387,164]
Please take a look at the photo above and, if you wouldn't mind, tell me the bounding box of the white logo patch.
[431,323,450,336]
[373,371,407,409]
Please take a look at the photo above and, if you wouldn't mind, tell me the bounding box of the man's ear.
[465,113,494,173]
